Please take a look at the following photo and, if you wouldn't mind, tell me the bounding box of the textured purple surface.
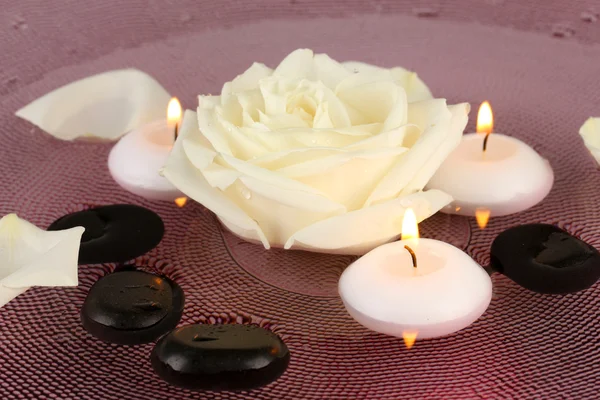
[1,1,600,399]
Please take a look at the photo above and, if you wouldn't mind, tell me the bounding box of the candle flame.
[167,97,182,125]
[476,101,493,135]
[403,330,418,349]
[174,197,188,207]
[401,208,419,240]
[475,208,491,229]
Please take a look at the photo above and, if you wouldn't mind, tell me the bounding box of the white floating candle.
[426,101,553,217]
[338,209,492,341]
[108,98,184,201]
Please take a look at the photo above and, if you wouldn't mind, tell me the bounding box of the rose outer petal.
[276,147,409,211]
[284,189,452,255]
[364,100,466,206]
[342,61,433,102]
[399,103,470,196]
[163,110,270,249]
[273,48,316,80]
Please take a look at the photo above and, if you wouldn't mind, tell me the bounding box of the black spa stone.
[48,204,164,264]
[491,224,600,294]
[151,324,290,391]
[81,270,184,345]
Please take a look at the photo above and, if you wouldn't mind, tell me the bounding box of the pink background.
[1,1,599,399]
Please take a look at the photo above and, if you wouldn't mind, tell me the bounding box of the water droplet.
[241,188,252,200]
[551,23,575,38]
[412,7,439,18]
[581,11,598,23]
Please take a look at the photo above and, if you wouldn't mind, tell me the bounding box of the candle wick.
[482,132,491,152]
[404,245,417,269]
[174,123,179,141]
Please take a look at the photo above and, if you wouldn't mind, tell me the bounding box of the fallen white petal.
[16,69,171,141]
[284,189,452,254]
[579,117,600,164]
[0,214,84,308]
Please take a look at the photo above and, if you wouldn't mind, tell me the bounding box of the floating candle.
[338,209,492,340]
[427,101,554,217]
[108,98,184,201]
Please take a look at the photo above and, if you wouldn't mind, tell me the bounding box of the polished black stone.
[81,270,184,345]
[151,324,290,391]
[491,224,600,294]
[48,204,164,264]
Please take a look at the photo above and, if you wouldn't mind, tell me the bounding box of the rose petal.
[16,69,171,141]
[196,102,232,154]
[223,62,273,102]
[219,175,346,248]
[579,117,600,164]
[342,61,433,102]
[313,53,353,90]
[163,110,270,249]
[364,100,456,206]
[0,213,83,308]
[0,287,28,308]
[399,103,470,196]
[211,153,338,197]
[2,226,84,287]
[273,48,316,80]
[258,110,311,130]
[242,127,370,151]
[250,148,348,170]
[344,125,411,151]
[277,147,409,210]
[336,73,406,125]
[198,104,269,160]
[284,189,452,254]
[237,89,265,125]
[312,102,335,129]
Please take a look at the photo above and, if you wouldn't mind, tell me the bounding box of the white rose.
[164,49,469,255]
[580,117,600,165]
